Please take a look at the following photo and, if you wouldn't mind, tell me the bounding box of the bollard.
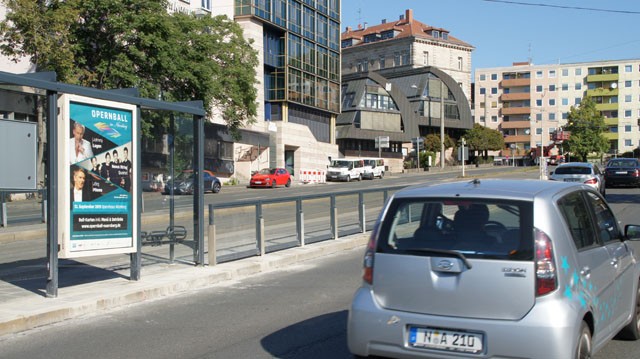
[1,191,6,228]
[259,218,265,256]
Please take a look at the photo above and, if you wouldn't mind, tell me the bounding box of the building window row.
[287,68,339,112]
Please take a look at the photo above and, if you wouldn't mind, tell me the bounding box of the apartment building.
[475,59,640,158]
[339,9,474,168]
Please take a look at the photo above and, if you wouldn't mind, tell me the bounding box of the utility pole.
[440,80,445,169]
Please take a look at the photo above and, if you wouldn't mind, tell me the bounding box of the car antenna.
[468,178,481,186]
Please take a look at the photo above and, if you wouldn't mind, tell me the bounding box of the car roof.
[393,178,585,202]
[555,162,594,168]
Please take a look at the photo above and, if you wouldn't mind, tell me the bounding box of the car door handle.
[580,267,591,278]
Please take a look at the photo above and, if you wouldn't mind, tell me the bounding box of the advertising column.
[58,95,137,258]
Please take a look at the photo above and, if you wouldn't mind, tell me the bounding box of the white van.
[326,158,364,182]
[362,158,385,180]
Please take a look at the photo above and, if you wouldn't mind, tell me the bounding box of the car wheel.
[576,321,592,359]
[380,171,384,178]
[285,178,291,188]
[357,174,362,181]
[346,175,351,182]
[212,182,221,193]
[271,180,277,188]
[619,279,640,340]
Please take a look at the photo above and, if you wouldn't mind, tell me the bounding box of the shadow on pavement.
[261,310,351,359]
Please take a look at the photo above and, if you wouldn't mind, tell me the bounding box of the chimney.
[346,26,352,32]
[406,9,414,23]
[357,23,362,30]
[381,19,386,24]
[399,14,404,21]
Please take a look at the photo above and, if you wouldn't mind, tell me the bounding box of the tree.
[423,133,455,153]
[563,97,609,162]
[0,0,259,139]
[464,124,505,159]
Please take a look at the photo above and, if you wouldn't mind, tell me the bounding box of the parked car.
[604,158,640,188]
[549,162,605,196]
[163,170,221,194]
[249,168,291,188]
[348,178,640,359]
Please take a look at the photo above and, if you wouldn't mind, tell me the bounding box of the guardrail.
[206,186,406,265]
[0,189,47,228]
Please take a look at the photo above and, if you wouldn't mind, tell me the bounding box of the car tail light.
[633,169,640,178]
[583,178,597,185]
[362,227,378,285]
[534,228,557,296]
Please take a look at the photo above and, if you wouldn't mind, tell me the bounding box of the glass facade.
[235,0,340,115]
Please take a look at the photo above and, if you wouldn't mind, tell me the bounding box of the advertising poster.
[59,95,137,258]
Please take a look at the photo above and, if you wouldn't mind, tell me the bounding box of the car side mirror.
[625,224,640,240]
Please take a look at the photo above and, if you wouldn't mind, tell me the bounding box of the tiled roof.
[341,10,473,49]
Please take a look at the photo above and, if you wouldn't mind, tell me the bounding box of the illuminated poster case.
[58,95,137,258]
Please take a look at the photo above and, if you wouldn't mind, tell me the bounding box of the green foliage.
[0,0,259,139]
[464,123,505,158]
[419,151,436,168]
[423,133,455,152]
[564,97,609,162]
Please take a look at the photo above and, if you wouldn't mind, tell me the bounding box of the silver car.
[549,162,606,197]
[348,179,640,359]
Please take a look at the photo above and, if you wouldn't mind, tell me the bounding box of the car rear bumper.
[348,287,580,359]
[606,177,640,187]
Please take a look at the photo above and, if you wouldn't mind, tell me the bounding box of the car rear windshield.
[554,166,592,175]
[608,159,638,167]
[377,198,534,261]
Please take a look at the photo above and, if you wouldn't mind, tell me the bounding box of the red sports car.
[249,168,292,188]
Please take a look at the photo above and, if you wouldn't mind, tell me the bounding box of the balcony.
[501,78,531,88]
[604,117,619,126]
[500,92,530,102]
[503,134,531,143]
[501,107,531,116]
[586,88,618,97]
[595,103,618,111]
[586,73,619,83]
[500,121,531,129]
[603,132,618,140]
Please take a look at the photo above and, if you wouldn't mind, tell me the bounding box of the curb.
[0,233,369,337]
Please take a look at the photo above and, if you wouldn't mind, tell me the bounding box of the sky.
[341,0,640,74]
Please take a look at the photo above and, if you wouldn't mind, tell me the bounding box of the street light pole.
[440,80,445,169]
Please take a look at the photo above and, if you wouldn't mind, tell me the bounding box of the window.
[626,139,633,146]
[491,87,498,94]
[562,69,569,76]
[575,97,581,105]
[432,30,440,38]
[491,115,498,122]
[558,191,597,249]
[288,1,302,34]
[536,70,543,78]
[303,6,316,39]
[536,85,543,92]
[201,0,211,11]
[317,14,328,46]
[549,112,556,120]
[575,83,582,90]
[626,95,632,103]
[491,73,497,81]
[562,98,569,106]
[536,113,543,121]
[480,102,485,109]
[626,80,632,88]
[584,192,620,243]
[549,99,556,106]
[562,83,568,91]
[423,51,429,66]
[479,88,486,95]
[575,68,582,76]
[549,84,556,92]
[479,74,486,81]
[562,112,568,119]
[625,110,632,118]
[625,125,632,132]
[625,65,633,72]
[491,101,498,108]
[379,56,386,69]
[536,127,542,135]
[536,99,542,107]
[480,115,486,122]
[549,70,556,78]
[458,57,463,70]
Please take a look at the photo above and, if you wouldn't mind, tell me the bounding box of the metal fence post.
[296,198,304,246]
[256,202,264,256]
[208,204,217,266]
[330,195,337,239]
[359,192,365,233]
[0,191,6,227]
[41,188,47,223]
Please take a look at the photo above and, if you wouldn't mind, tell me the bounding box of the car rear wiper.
[404,247,472,269]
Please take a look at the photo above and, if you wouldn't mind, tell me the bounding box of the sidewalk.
[0,228,369,337]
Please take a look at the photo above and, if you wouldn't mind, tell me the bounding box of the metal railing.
[0,189,47,227]
[206,185,405,265]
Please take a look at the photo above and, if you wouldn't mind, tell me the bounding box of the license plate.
[254,181,262,184]
[331,175,337,179]
[616,171,627,175]
[563,178,580,182]
[409,326,483,354]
